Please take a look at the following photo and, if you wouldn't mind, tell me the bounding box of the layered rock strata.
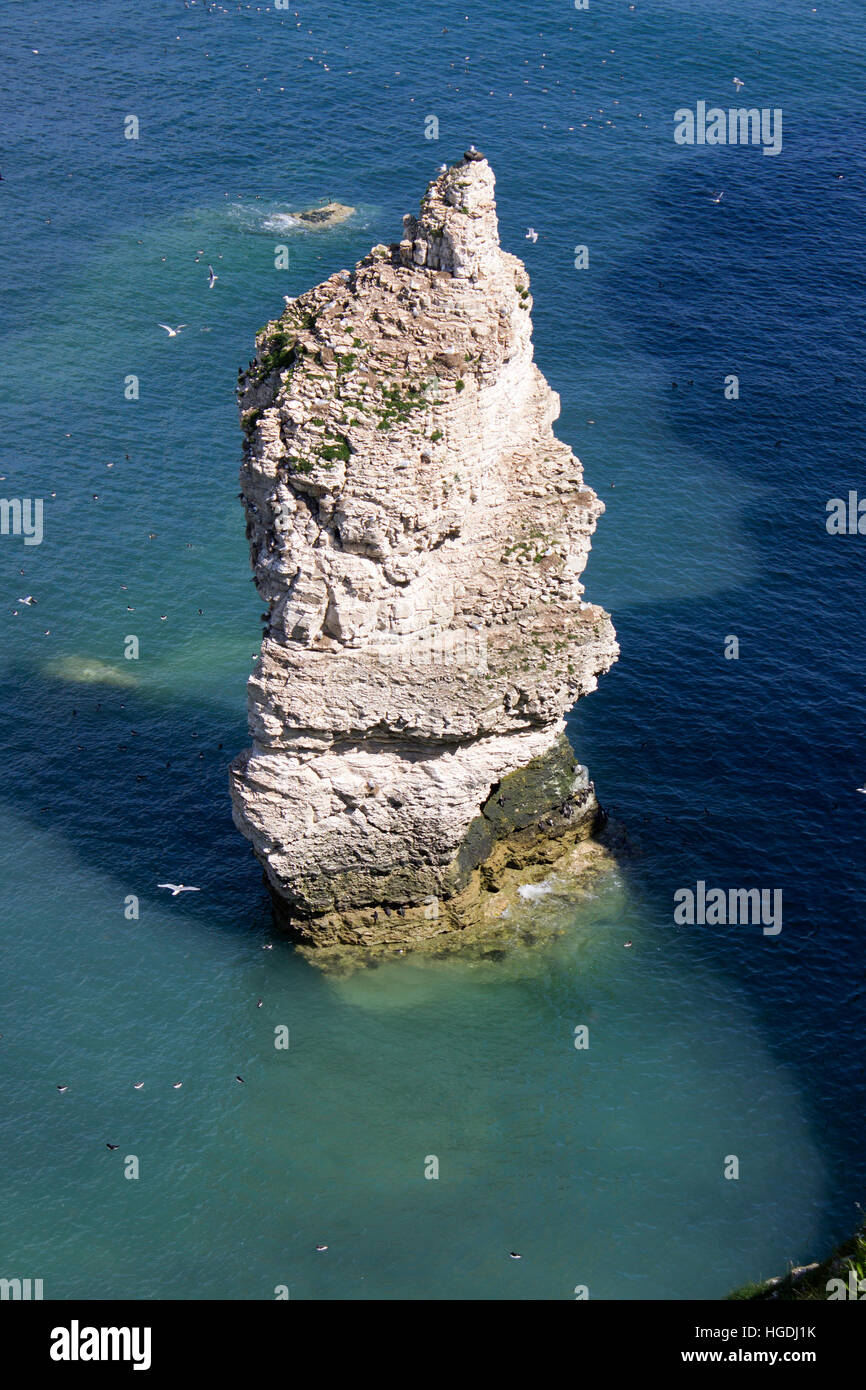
[231,151,618,947]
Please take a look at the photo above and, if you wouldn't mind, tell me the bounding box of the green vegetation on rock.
[728,1221,866,1300]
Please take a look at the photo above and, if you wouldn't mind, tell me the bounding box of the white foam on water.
[261,212,301,233]
[517,880,554,901]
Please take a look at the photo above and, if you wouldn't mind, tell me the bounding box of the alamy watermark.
[674,102,783,157]
[826,1269,866,1299]
[0,497,43,545]
[826,492,866,534]
[0,1276,43,1299]
[674,881,782,936]
[50,1322,151,1371]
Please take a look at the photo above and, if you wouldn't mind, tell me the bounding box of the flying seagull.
[56,1084,69,1093]
[710,191,724,203]
[525,227,538,242]
[856,786,866,794]
[207,265,218,289]
[18,595,36,605]
[157,883,201,896]
[733,76,745,90]
[106,1143,119,1151]
[158,323,187,336]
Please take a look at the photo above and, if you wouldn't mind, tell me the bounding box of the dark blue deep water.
[0,0,863,1299]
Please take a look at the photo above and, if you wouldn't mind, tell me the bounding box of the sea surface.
[0,0,864,1300]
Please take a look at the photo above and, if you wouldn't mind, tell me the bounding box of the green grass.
[375,380,429,431]
[727,1222,866,1301]
[316,432,350,463]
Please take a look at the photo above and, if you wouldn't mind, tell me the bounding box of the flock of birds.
[515,80,748,246]
[56,886,256,1148]
[52,884,524,1253]
[156,265,215,337]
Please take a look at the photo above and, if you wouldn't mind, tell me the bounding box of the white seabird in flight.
[157,883,201,896]
[158,323,187,337]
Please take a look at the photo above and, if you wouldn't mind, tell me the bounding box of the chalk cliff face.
[230,151,618,947]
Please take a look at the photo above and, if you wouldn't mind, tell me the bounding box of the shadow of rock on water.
[0,656,637,973]
[0,660,267,936]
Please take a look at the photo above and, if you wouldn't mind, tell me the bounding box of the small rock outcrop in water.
[294,201,355,229]
[231,152,618,948]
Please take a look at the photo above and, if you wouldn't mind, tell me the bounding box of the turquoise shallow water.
[0,0,864,1299]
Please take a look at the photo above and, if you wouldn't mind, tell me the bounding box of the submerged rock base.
[293,837,616,974]
[264,733,608,953]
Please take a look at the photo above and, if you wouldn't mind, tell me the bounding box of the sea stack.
[231,152,618,948]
